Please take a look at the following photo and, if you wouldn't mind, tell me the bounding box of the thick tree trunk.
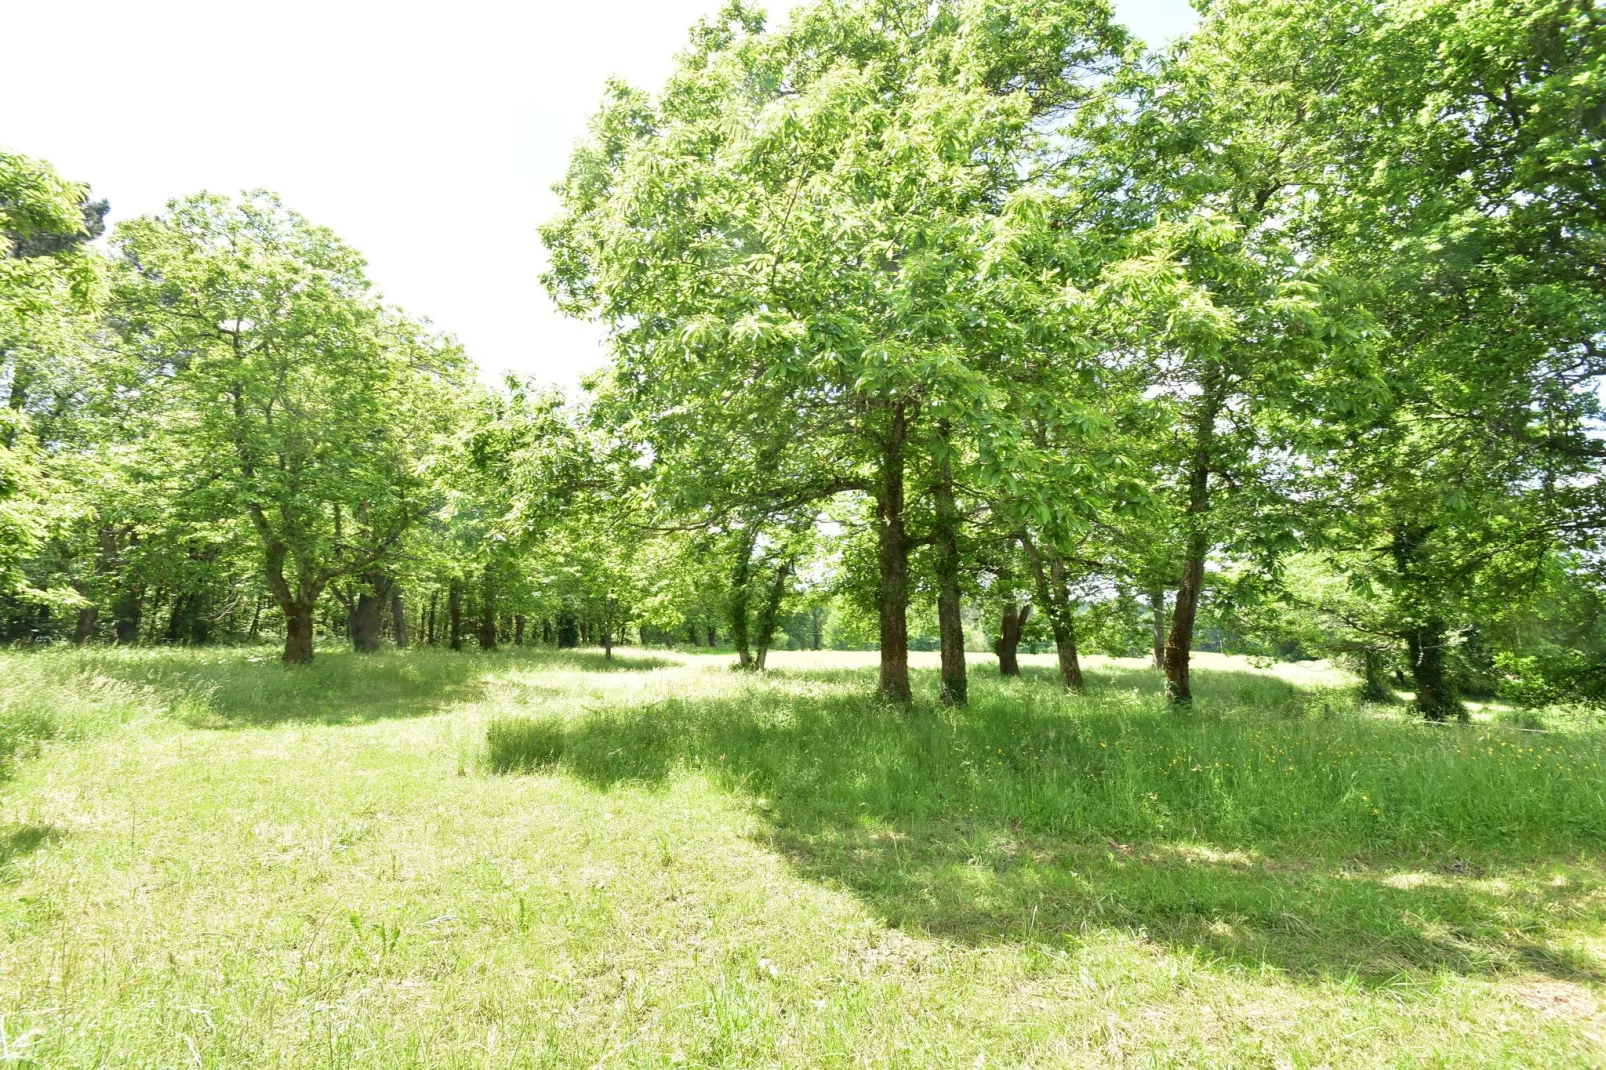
[557,612,578,649]
[877,403,912,702]
[1149,589,1166,670]
[706,625,717,647]
[283,603,315,664]
[997,602,1029,677]
[72,594,98,646]
[392,592,407,649]
[112,589,141,644]
[1052,624,1084,692]
[352,573,392,654]
[448,584,464,651]
[165,594,189,643]
[933,435,967,706]
[753,559,792,671]
[1407,626,1465,722]
[1358,648,1392,703]
[514,614,525,646]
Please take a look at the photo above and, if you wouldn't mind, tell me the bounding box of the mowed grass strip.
[0,646,1602,1067]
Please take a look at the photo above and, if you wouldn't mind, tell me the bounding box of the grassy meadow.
[1,645,1604,1067]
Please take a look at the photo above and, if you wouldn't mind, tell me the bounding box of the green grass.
[1,645,1603,1067]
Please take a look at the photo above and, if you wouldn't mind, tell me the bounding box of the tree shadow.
[489,669,1606,986]
[0,823,63,882]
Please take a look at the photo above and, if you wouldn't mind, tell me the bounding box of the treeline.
[3,0,1604,720]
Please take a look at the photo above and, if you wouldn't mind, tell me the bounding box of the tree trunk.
[448,583,464,651]
[706,625,717,647]
[1164,377,1220,705]
[248,598,263,640]
[1407,626,1465,722]
[72,594,98,646]
[1358,648,1392,702]
[283,603,315,664]
[477,570,497,651]
[729,527,758,669]
[1021,534,1084,693]
[810,606,823,651]
[392,592,407,649]
[352,572,392,654]
[557,612,578,649]
[753,559,792,671]
[1149,589,1167,670]
[113,589,142,645]
[542,618,553,645]
[688,623,700,646]
[514,614,525,646]
[1164,549,1205,703]
[165,593,189,643]
[1051,623,1083,693]
[997,602,1029,677]
[602,598,615,661]
[877,402,912,702]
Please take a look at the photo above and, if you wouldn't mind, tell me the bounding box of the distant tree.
[110,192,467,663]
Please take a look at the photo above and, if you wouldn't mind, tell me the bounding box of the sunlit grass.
[1,645,1603,1066]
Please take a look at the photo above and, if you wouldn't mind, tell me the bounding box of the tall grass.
[487,665,1606,857]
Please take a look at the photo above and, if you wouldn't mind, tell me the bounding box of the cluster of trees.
[3,0,1602,721]
[541,0,1605,717]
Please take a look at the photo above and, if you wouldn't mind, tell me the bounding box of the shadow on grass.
[0,823,62,880]
[48,645,674,729]
[489,663,1606,985]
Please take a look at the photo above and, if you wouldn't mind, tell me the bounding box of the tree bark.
[753,558,792,671]
[514,614,525,646]
[448,583,464,651]
[933,433,967,706]
[477,569,497,651]
[557,612,578,649]
[1149,588,1167,670]
[1021,534,1084,693]
[1164,548,1205,703]
[392,591,407,649]
[810,606,823,651]
[1164,375,1221,704]
[112,588,142,645]
[1407,626,1466,722]
[706,624,717,647]
[997,602,1029,677]
[729,527,758,669]
[877,402,912,702]
[284,603,315,664]
[351,572,392,654]
[72,582,98,646]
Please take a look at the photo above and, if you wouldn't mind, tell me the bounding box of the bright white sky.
[2,0,1197,388]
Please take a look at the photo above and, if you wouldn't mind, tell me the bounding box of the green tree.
[110,192,467,663]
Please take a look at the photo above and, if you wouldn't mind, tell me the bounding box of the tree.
[1,149,103,600]
[110,192,467,663]
[544,0,1130,702]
